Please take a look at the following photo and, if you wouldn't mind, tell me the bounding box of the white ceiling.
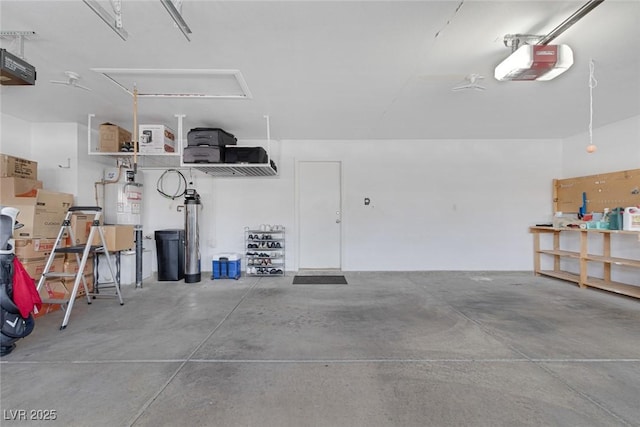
[1,0,639,141]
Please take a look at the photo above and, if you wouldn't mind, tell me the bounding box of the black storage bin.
[187,128,237,147]
[183,146,224,163]
[225,146,268,164]
[154,229,185,281]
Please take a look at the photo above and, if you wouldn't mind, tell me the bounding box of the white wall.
[30,123,79,195]
[76,122,108,206]
[1,116,104,200]
[289,139,560,271]
[140,138,562,272]
[9,113,637,275]
[0,114,33,158]
[562,115,640,177]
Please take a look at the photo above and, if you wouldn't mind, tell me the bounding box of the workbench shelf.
[530,226,640,299]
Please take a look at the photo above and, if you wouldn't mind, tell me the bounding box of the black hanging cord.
[156,169,187,200]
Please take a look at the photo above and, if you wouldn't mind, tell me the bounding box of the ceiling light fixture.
[160,0,192,42]
[494,0,604,82]
[83,0,128,41]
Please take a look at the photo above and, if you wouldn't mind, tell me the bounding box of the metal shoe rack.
[244,226,285,276]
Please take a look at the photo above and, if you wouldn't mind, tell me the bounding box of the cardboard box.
[0,153,37,179]
[63,273,94,297]
[139,124,176,153]
[91,225,135,251]
[34,302,61,318]
[20,255,64,281]
[34,279,66,318]
[0,177,43,200]
[75,273,94,297]
[9,190,74,238]
[99,123,132,153]
[42,278,67,299]
[14,238,63,260]
[63,256,94,276]
[68,213,94,246]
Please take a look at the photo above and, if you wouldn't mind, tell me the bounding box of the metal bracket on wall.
[0,30,36,58]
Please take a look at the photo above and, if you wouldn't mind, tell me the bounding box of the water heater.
[103,168,143,225]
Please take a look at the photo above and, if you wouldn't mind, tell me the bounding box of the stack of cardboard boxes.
[0,153,93,318]
[2,153,137,318]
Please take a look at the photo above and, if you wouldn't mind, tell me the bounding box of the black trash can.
[154,229,185,281]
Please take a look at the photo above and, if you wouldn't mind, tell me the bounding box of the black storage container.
[225,146,268,164]
[183,146,224,163]
[154,229,185,281]
[187,128,237,147]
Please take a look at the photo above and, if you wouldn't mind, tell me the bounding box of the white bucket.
[622,207,640,231]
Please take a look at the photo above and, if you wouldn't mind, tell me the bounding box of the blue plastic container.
[212,258,241,280]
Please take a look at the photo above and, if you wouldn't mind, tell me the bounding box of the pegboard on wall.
[553,168,640,214]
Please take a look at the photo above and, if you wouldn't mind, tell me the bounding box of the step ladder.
[36,207,123,330]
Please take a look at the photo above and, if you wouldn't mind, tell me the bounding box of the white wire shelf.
[87,113,279,175]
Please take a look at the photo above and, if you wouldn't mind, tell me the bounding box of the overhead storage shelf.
[188,163,277,177]
[88,151,181,169]
[86,114,279,176]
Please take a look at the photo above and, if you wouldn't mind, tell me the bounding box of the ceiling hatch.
[90,68,252,99]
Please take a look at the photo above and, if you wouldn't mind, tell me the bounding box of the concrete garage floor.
[1,271,639,427]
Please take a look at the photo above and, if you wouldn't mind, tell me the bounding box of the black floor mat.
[292,275,348,285]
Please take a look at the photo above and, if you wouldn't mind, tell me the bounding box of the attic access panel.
[91,68,252,98]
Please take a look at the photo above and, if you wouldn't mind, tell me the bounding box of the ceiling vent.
[494,44,574,81]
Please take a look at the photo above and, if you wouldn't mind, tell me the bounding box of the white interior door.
[298,161,342,269]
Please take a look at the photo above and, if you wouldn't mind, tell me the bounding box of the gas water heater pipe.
[132,86,139,174]
[132,86,143,288]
